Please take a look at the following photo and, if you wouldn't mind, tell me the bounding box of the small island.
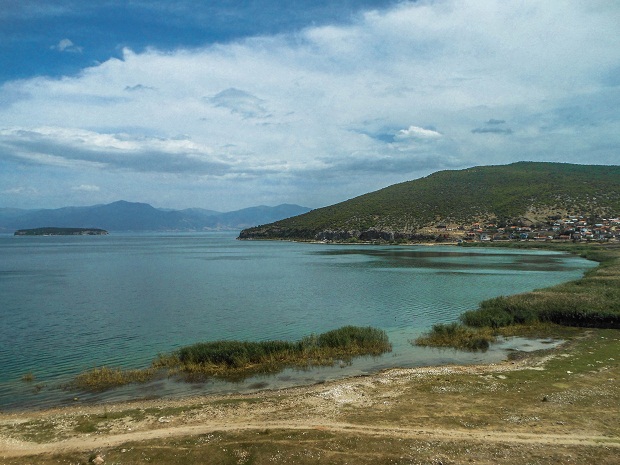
[14,227,109,236]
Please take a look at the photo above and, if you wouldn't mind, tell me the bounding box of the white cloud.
[51,38,83,53]
[1,1,619,209]
[72,184,100,192]
[396,126,442,140]
[1,186,39,195]
[0,126,238,175]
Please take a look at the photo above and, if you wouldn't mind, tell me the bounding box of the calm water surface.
[0,232,596,410]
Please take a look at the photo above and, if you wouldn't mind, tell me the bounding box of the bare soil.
[1,329,619,464]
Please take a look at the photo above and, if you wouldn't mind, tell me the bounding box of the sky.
[1,1,619,211]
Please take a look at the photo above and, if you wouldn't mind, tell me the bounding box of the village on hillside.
[436,215,620,243]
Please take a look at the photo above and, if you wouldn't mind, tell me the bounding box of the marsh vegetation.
[415,244,620,349]
[75,326,391,391]
[74,366,157,391]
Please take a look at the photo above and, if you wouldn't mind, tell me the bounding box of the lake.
[0,232,597,410]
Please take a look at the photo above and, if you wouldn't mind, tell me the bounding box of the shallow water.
[0,232,596,410]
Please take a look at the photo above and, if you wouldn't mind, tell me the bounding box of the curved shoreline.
[0,352,562,456]
[2,329,619,464]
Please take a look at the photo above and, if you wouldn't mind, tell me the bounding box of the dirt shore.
[1,330,619,464]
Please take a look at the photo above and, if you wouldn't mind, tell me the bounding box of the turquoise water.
[0,232,596,410]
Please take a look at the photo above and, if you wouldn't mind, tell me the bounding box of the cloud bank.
[1,0,619,209]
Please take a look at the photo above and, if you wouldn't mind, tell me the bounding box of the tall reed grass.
[74,366,156,391]
[166,325,392,375]
[76,326,392,390]
[414,322,496,350]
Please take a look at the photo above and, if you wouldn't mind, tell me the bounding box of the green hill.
[239,162,620,242]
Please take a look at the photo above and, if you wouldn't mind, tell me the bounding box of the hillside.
[0,201,311,232]
[239,162,620,242]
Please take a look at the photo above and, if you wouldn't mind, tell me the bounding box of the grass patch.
[73,418,99,434]
[414,322,496,350]
[7,419,60,443]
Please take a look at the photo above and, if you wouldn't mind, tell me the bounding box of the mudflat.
[1,328,618,464]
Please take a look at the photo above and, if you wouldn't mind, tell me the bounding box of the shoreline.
[0,349,560,454]
[0,332,555,415]
[2,357,534,417]
[1,333,560,416]
[3,330,619,463]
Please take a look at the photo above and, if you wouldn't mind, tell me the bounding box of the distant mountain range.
[0,201,311,232]
[239,162,620,241]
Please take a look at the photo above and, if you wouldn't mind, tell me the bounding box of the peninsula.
[13,227,108,236]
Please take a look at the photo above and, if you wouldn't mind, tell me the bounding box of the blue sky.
[1,1,619,211]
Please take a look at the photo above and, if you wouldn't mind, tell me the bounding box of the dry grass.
[73,366,156,391]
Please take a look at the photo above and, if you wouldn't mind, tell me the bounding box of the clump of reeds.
[74,366,156,391]
[414,322,496,351]
[461,284,620,329]
[76,326,392,390]
[163,325,392,377]
[177,339,298,368]
[415,246,620,351]
[302,325,392,356]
